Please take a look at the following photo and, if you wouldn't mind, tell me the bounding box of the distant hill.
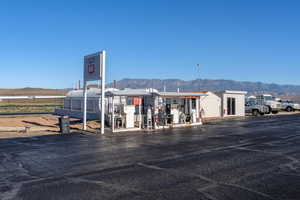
[109,78,300,96]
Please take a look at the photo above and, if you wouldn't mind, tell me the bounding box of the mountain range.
[2,79,300,100]
[109,79,300,97]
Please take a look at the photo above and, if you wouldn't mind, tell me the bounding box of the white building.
[199,91,222,119]
[190,90,247,120]
[198,90,247,119]
[56,88,247,132]
[105,90,207,132]
[55,88,118,120]
[216,90,247,117]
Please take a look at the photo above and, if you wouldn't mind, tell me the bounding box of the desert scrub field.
[0,88,67,113]
[0,99,63,113]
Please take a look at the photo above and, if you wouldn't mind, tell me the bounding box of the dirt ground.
[0,115,59,130]
[0,115,101,139]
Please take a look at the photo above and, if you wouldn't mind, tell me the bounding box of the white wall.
[199,92,221,118]
[222,93,246,117]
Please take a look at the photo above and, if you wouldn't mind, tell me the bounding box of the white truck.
[256,94,282,114]
[245,99,269,116]
[278,100,300,112]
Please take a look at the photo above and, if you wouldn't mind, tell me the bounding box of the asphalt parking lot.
[1,114,300,200]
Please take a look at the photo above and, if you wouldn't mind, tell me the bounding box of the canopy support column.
[139,98,142,129]
[112,96,115,133]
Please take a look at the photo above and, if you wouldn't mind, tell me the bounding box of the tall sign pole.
[100,51,106,134]
[83,51,106,134]
[83,81,88,130]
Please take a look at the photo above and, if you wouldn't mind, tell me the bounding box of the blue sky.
[1,0,300,88]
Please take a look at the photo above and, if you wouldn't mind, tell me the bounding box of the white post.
[189,98,193,123]
[83,82,87,130]
[112,96,115,133]
[153,96,157,129]
[196,97,200,120]
[189,98,192,113]
[139,98,142,129]
[101,51,106,134]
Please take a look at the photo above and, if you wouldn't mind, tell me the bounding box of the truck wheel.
[272,111,278,114]
[259,112,265,116]
[286,106,293,112]
[252,109,259,116]
[266,106,271,114]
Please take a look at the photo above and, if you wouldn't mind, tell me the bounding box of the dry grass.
[0,88,67,113]
[0,100,64,113]
[0,106,58,113]
[0,88,69,96]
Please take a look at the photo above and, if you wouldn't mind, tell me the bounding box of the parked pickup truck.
[256,94,282,114]
[245,100,269,116]
[278,100,300,112]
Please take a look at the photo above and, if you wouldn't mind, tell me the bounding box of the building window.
[227,98,236,115]
[64,99,71,110]
[72,100,82,111]
[87,100,94,112]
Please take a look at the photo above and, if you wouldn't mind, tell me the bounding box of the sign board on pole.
[84,52,103,82]
[83,51,106,134]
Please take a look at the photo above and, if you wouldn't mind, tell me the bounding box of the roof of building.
[158,92,208,97]
[106,88,157,97]
[184,91,209,93]
[218,90,248,95]
[66,88,118,98]
[66,88,245,98]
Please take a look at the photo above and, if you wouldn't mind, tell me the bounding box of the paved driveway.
[1,114,300,200]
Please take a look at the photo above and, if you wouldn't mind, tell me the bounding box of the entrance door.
[227,97,236,115]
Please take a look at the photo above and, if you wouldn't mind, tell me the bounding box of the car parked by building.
[245,99,269,116]
[278,100,300,112]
